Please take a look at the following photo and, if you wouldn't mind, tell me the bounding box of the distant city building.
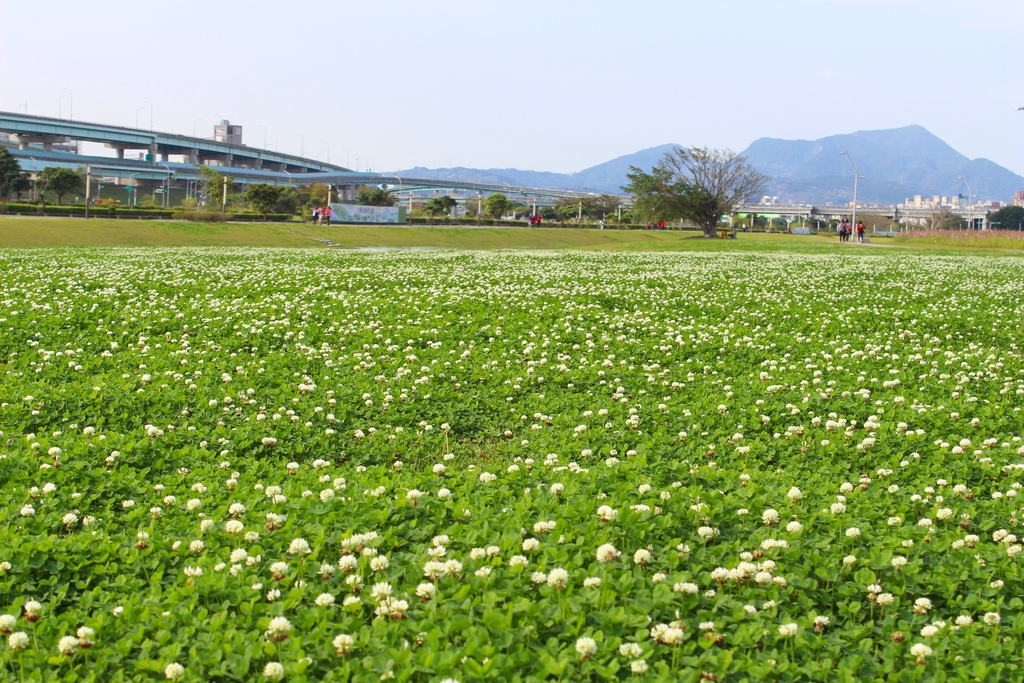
[1014,191,1024,207]
[213,120,243,145]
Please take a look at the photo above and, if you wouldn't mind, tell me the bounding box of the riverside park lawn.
[2,246,1024,682]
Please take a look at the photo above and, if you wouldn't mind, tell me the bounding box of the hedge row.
[0,203,176,218]
[0,204,293,222]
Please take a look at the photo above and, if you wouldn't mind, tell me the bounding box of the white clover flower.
[265,616,291,640]
[910,643,932,661]
[619,642,643,658]
[786,521,803,533]
[547,567,569,588]
[315,593,335,607]
[8,632,29,651]
[288,538,311,555]
[984,612,1001,626]
[333,633,355,654]
[263,661,285,680]
[633,549,652,566]
[57,635,79,656]
[778,623,798,637]
[575,637,598,658]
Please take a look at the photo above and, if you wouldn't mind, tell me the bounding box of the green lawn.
[2,216,1020,256]
[0,216,854,252]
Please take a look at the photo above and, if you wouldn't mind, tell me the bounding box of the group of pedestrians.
[837,219,866,243]
[528,215,543,227]
[311,206,332,225]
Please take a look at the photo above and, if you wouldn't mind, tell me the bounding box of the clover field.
[2,248,1024,682]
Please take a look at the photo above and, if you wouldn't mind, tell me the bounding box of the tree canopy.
[356,186,397,207]
[484,193,514,218]
[0,148,29,200]
[989,205,1024,231]
[35,167,82,205]
[423,195,457,216]
[246,184,284,217]
[554,194,621,221]
[197,166,234,210]
[622,146,768,236]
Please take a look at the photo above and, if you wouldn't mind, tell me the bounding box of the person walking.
[312,207,320,225]
[324,206,332,225]
[856,221,866,243]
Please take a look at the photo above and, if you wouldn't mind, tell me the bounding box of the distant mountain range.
[392,126,1023,206]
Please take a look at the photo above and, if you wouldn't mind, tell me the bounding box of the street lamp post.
[381,174,405,211]
[840,151,859,235]
[63,88,73,120]
[958,176,973,230]
[259,124,267,149]
[160,163,172,209]
[296,134,304,158]
[323,142,330,163]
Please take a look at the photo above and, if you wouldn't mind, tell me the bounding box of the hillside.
[391,127,1023,205]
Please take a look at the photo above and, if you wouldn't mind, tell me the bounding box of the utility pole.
[84,166,91,219]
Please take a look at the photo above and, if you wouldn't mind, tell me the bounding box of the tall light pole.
[382,174,405,212]
[160,163,172,209]
[296,134,304,158]
[258,124,267,149]
[840,151,859,233]
[322,142,330,163]
[958,175,973,230]
[63,88,73,120]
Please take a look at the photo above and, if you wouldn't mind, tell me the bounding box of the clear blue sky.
[2,0,1022,175]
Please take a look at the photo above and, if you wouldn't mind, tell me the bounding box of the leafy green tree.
[484,193,514,218]
[0,147,29,200]
[554,199,582,222]
[35,166,82,205]
[989,205,1024,231]
[553,194,621,222]
[197,166,234,210]
[623,146,768,237]
[424,195,457,216]
[356,186,397,207]
[246,184,284,217]
[304,183,330,208]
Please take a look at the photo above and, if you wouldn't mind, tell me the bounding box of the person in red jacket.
[856,221,866,243]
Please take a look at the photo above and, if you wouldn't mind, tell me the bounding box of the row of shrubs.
[0,203,293,222]
[406,216,704,231]
[0,203,176,218]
